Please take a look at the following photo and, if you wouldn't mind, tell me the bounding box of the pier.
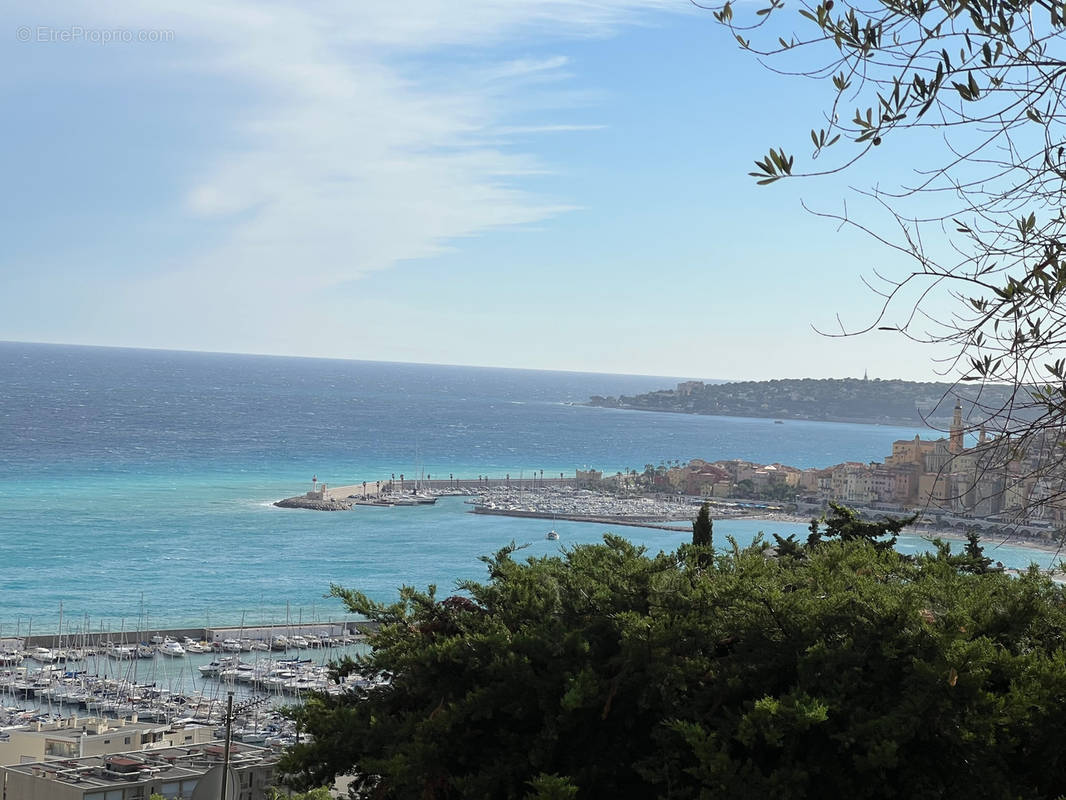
[276,471,588,509]
[323,474,580,502]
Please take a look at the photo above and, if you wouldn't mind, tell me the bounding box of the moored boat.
[159,640,186,657]
[28,647,56,663]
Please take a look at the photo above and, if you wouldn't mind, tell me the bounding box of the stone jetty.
[276,473,581,511]
[274,494,352,511]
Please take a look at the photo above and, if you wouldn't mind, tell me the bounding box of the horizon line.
[0,339,962,385]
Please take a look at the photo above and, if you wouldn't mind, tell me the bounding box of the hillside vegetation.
[588,378,1021,428]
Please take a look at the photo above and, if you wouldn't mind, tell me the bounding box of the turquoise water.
[0,343,1058,637]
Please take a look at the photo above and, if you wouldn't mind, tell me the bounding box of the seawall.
[5,621,381,650]
[324,475,579,501]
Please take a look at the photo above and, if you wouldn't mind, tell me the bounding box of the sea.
[1,341,1060,639]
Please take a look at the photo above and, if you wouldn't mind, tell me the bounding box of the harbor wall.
[6,621,380,649]
[325,475,579,500]
[470,506,689,532]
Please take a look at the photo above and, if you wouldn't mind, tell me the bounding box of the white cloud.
[7,0,685,357]
[67,1,677,291]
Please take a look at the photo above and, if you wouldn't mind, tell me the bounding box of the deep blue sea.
[0,342,1058,637]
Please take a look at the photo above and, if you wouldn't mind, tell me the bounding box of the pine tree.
[691,501,713,549]
[281,518,1066,799]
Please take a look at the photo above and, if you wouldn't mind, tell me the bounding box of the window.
[44,739,76,757]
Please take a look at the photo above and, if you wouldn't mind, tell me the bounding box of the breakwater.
[325,475,578,500]
[470,506,689,532]
[277,474,583,510]
[3,622,379,651]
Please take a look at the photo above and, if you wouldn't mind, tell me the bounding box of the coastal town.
[12,0,1066,790]
[275,398,1065,548]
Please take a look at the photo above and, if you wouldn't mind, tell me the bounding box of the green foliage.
[959,529,997,574]
[525,773,579,800]
[771,532,805,560]
[267,789,333,800]
[691,501,713,548]
[812,501,915,550]
[713,0,1066,469]
[281,522,1066,799]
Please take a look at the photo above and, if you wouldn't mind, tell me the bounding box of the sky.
[1,1,958,382]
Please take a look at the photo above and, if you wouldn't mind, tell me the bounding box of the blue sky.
[1,1,952,381]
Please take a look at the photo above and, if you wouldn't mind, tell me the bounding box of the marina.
[0,631,376,749]
[465,484,788,528]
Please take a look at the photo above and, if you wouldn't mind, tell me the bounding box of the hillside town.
[584,401,1066,531]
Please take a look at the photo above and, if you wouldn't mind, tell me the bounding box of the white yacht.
[198,655,250,677]
[28,647,56,663]
[159,640,186,657]
[105,643,136,660]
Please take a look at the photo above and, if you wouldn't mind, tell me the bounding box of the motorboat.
[105,643,136,660]
[198,656,250,677]
[159,640,186,657]
[28,647,56,663]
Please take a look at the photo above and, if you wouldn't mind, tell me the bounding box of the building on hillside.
[869,464,915,505]
[826,463,871,504]
[0,742,278,800]
[796,468,829,495]
[776,465,803,488]
[885,435,939,469]
[680,461,732,497]
[918,468,953,511]
[575,468,602,487]
[676,381,704,396]
[0,716,215,768]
